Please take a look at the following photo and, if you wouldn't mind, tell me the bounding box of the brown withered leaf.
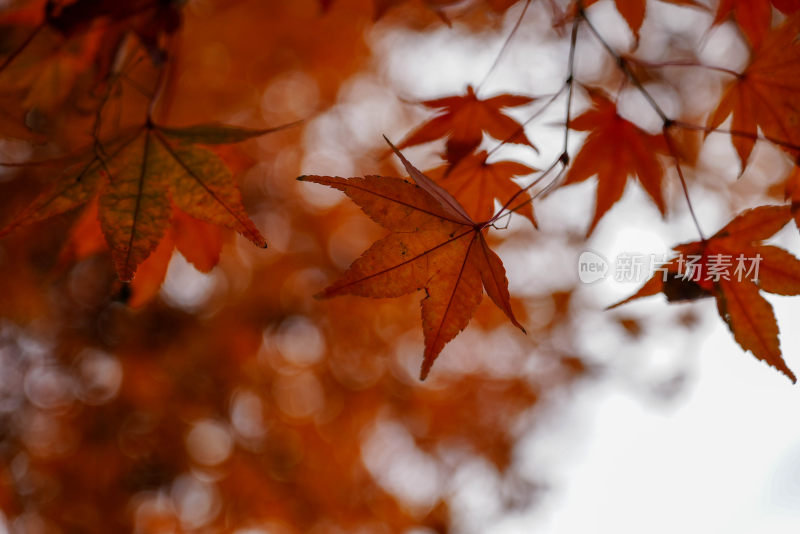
[299,141,525,379]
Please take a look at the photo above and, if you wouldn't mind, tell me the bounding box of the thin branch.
[485,17,581,226]
[674,120,800,153]
[664,126,705,240]
[577,6,709,241]
[562,16,580,157]
[579,8,669,123]
[475,0,532,94]
[624,56,741,78]
[0,24,44,74]
[485,87,565,158]
[488,159,566,226]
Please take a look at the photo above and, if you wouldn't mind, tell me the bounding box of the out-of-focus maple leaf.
[321,0,517,19]
[0,0,184,120]
[60,200,224,306]
[712,0,800,49]
[373,0,460,21]
[784,166,800,231]
[425,150,537,226]
[708,13,800,169]
[563,89,669,235]
[0,123,275,280]
[560,0,704,41]
[0,0,183,60]
[612,205,799,382]
[398,85,536,167]
[300,141,524,379]
[0,24,102,113]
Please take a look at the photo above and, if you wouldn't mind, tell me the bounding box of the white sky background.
[305,1,800,532]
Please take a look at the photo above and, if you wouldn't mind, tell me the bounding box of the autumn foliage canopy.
[1,0,800,532]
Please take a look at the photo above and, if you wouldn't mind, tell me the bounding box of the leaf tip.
[419,363,431,381]
[250,234,268,249]
[313,288,333,300]
[382,134,399,155]
[118,269,135,284]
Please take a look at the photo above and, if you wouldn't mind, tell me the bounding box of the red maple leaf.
[612,205,799,382]
[707,13,800,168]
[397,85,536,167]
[563,89,669,235]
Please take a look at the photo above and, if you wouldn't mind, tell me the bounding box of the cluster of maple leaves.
[3,0,799,381]
[1,0,800,531]
[0,1,585,532]
[300,0,800,382]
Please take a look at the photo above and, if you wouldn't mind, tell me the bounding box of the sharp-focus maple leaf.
[563,89,669,235]
[0,122,273,280]
[712,0,800,49]
[425,150,537,226]
[398,85,536,168]
[612,205,799,382]
[299,141,524,379]
[708,13,800,169]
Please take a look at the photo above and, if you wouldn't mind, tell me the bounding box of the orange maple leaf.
[60,200,224,307]
[612,205,799,382]
[425,150,537,226]
[708,13,800,169]
[783,165,800,231]
[398,85,536,168]
[713,0,800,49]
[0,122,279,280]
[563,89,669,235]
[300,140,525,379]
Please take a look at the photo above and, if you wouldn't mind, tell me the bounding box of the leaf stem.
[624,56,741,78]
[663,125,705,240]
[0,23,44,74]
[485,87,565,158]
[485,15,581,226]
[475,0,532,95]
[578,7,709,240]
[562,15,579,158]
[673,120,800,153]
[579,9,669,123]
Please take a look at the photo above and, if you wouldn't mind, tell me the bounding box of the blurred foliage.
[0,0,796,532]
